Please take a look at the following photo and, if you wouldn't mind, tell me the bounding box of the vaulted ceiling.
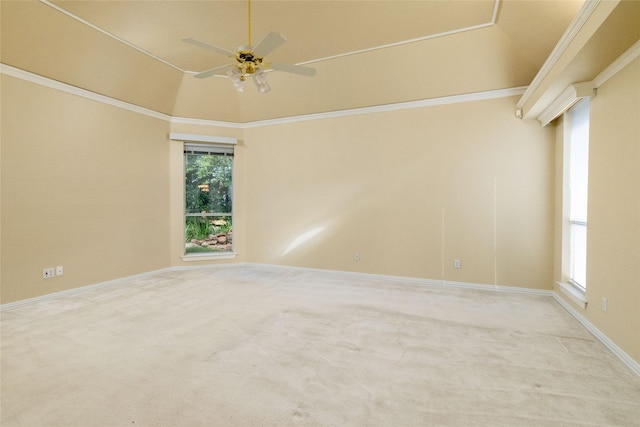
[0,1,590,122]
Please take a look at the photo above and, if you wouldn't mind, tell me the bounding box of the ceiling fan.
[183,0,316,93]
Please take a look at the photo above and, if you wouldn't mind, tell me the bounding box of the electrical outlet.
[354,252,360,261]
[602,297,607,312]
[454,259,461,269]
[42,268,55,279]
[267,246,272,255]
[56,266,64,276]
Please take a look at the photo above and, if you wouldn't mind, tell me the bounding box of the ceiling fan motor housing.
[236,50,264,79]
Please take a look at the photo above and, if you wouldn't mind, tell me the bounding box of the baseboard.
[4,262,636,378]
[552,292,640,377]
[0,267,175,311]
[0,262,556,312]
[0,263,249,312]
[245,262,639,376]
[242,262,553,296]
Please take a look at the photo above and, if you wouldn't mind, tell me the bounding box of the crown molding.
[177,87,526,129]
[517,0,601,110]
[40,0,499,71]
[171,86,526,129]
[170,116,244,129]
[593,38,640,88]
[300,22,495,67]
[40,0,184,72]
[169,133,237,144]
[242,87,527,128]
[537,81,595,127]
[1,64,172,122]
[490,0,501,24]
[2,63,525,129]
[300,0,499,66]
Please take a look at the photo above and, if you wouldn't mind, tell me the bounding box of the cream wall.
[0,75,171,303]
[0,1,183,116]
[243,96,555,289]
[1,76,554,304]
[0,73,249,303]
[3,53,637,368]
[554,57,640,363]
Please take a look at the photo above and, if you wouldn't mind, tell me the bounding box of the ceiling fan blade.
[183,37,235,57]
[194,64,233,79]
[252,31,287,57]
[270,62,317,77]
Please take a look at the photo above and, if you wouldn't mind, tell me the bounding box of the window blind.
[184,143,234,156]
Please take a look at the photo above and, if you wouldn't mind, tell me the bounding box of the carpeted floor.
[2,265,639,426]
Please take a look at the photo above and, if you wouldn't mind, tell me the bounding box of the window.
[566,99,590,290]
[184,144,233,255]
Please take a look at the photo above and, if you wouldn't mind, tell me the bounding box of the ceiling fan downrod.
[247,0,252,47]
[182,0,315,93]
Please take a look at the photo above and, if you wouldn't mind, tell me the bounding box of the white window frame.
[170,133,238,262]
[559,99,590,301]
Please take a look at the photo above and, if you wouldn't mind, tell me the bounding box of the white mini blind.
[184,143,233,156]
[170,132,237,144]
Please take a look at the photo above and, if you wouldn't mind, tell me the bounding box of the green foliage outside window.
[185,216,232,242]
[184,151,233,253]
[185,153,233,215]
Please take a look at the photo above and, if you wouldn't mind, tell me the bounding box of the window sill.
[556,281,587,310]
[181,252,237,262]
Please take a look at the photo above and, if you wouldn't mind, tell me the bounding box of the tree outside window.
[184,145,233,254]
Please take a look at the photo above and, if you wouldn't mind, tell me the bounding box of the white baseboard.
[0,263,251,311]
[0,267,174,311]
[552,292,640,377]
[243,263,639,376]
[0,262,552,312]
[242,262,553,296]
[3,262,636,378]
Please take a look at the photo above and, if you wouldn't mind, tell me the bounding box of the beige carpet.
[2,265,639,426]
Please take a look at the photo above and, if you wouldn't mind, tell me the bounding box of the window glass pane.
[569,100,589,223]
[567,99,589,288]
[184,148,233,254]
[569,222,587,289]
[185,215,233,253]
[185,152,233,214]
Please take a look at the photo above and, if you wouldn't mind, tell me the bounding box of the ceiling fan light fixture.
[226,67,244,92]
[253,68,271,93]
[184,0,315,93]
